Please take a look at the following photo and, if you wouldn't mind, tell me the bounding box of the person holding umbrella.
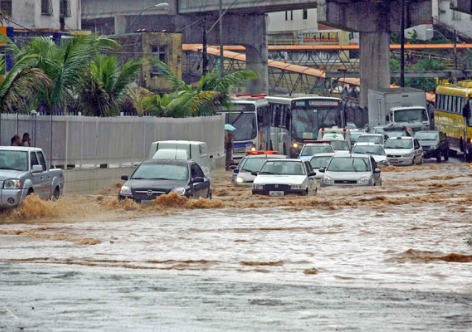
[224,124,236,171]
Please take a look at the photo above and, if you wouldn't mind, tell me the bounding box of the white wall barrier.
[0,114,225,167]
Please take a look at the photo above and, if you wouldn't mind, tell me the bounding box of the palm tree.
[0,56,51,113]
[146,60,258,117]
[79,55,142,117]
[2,35,118,113]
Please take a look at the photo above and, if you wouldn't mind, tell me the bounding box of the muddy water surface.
[0,161,471,330]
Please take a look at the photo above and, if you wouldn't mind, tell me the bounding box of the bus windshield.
[291,99,342,141]
[393,108,428,123]
[225,112,257,141]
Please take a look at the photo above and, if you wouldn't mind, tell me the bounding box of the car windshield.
[330,141,350,151]
[300,145,334,156]
[373,127,385,134]
[260,161,306,176]
[350,132,363,143]
[240,158,268,173]
[352,145,386,156]
[310,156,332,169]
[385,139,413,149]
[357,135,383,144]
[415,132,439,141]
[132,164,189,181]
[0,150,28,171]
[327,157,371,172]
[393,108,428,123]
[225,112,257,141]
[291,101,342,141]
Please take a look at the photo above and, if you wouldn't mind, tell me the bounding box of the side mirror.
[374,168,381,174]
[121,175,129,181]
[230,165,238,170]
[251,171,259,176]
[319,168,326,173]
[32,165,43,173]
[193,177,205,183]
[233,169,240,174]
[308,172,317,177]
[386,115,390,122]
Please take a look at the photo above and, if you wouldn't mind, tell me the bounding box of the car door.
[304,161,316,191]
[414,139,423,162]
[190,163,208,198]
[30,152,46,197]
[370,156,380,185]
[36,151,51,199]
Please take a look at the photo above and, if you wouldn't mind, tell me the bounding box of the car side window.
[30,152,39,169]
[414,139,420,149]
[191,164,205,178]
[370,156,377,170]
[37,151,47,171]
[304,161,313,174]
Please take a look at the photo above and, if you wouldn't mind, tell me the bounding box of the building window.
[452,10,461,21]
[285,10,293,21]
[60,0,71,18]
[303,9,308,20]
[0,0,12,18]
[152,46,167,75]
[41,0,53,16]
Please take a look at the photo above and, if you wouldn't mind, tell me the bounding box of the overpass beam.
[318,0,432,107]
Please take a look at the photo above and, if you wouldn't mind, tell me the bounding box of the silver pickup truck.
[0,147,64,209]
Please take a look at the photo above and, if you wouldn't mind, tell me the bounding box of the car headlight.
[358,176,372,185]
[291,185,303,190]
[403,152,415,158]
[120,185,132,196]
[292,142,299,149]
[3,179,22,189]
[171,187,187,196]
[253,184,263,190]
[236,177,244,184]
[322,176,334,184]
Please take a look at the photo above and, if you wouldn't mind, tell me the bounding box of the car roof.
[414,130,439,134]
[141,159,191,166]
[386,136,413,140]
[358,133,383,137]
[266,159,304,162]
[0,146,42,152]
[310,153,335,158]
[245,154,286,159]
[353,142,383,146]
[332,154,371,159]
[304,143,331,146]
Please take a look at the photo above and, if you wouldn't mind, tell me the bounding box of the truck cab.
[387,106,430,132]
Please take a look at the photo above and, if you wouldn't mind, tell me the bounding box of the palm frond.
[151,59,189,92]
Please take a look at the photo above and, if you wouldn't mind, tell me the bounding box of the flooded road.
[0,161,471,330]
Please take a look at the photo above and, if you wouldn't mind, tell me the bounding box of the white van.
[149,141,211,178]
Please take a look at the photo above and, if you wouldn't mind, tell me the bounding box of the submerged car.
[252,159,317,196]
[232,153,286,186]
[384,137,423,166]
[320,154,382,187]
[356,134,387,146]
[309,153,335,179]
[414,131,449,162]
[298,143,334,160]
[351,143,388,166]
[119,160,211,202]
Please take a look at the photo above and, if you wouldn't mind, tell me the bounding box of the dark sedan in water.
[119,160,211,202]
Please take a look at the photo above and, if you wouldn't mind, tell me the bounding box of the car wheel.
[207,189,212,199]
[300,189,308,196]
[52,187,60,200]
[444,150,449,161]
[436,153,441,163]
[27,188,34,196]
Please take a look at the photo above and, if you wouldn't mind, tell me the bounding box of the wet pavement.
[0,161,471,330]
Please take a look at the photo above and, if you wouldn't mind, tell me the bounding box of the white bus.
[219,96,272,160]
[267,96,345,157]
[265,96,292,155]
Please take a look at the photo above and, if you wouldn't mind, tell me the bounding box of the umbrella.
[225,124,236,131]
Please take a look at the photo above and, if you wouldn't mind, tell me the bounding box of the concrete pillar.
[359,31,391,107]
[114,15,127,35]
[245,43,269,95]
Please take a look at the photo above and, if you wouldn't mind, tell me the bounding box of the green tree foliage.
[390,58,445,92]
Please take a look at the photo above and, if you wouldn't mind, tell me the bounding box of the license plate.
[141,200,152,205]
[269,191,284,197]
[389,159,398,163]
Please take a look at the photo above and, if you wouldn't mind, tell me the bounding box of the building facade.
[434,0,472,38]
[0,0,81,30]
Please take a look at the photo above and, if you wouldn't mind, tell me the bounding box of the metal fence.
[0,114,225,167]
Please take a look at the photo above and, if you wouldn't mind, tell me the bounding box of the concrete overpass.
[82,0,432,106]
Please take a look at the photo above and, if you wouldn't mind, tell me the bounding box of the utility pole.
[202,17,208,75]
[219,0,224,77]
[400,0,406,87]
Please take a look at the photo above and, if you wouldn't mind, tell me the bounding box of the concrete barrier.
[63,167,136,194]
[0,114,225,167]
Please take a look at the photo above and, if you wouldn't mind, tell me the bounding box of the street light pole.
[202,17,208,75]
[219,0,224,77]
[400,0,406,87]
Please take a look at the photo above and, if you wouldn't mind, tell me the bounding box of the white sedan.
[351,143,388,166]
[252,159,317,196]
